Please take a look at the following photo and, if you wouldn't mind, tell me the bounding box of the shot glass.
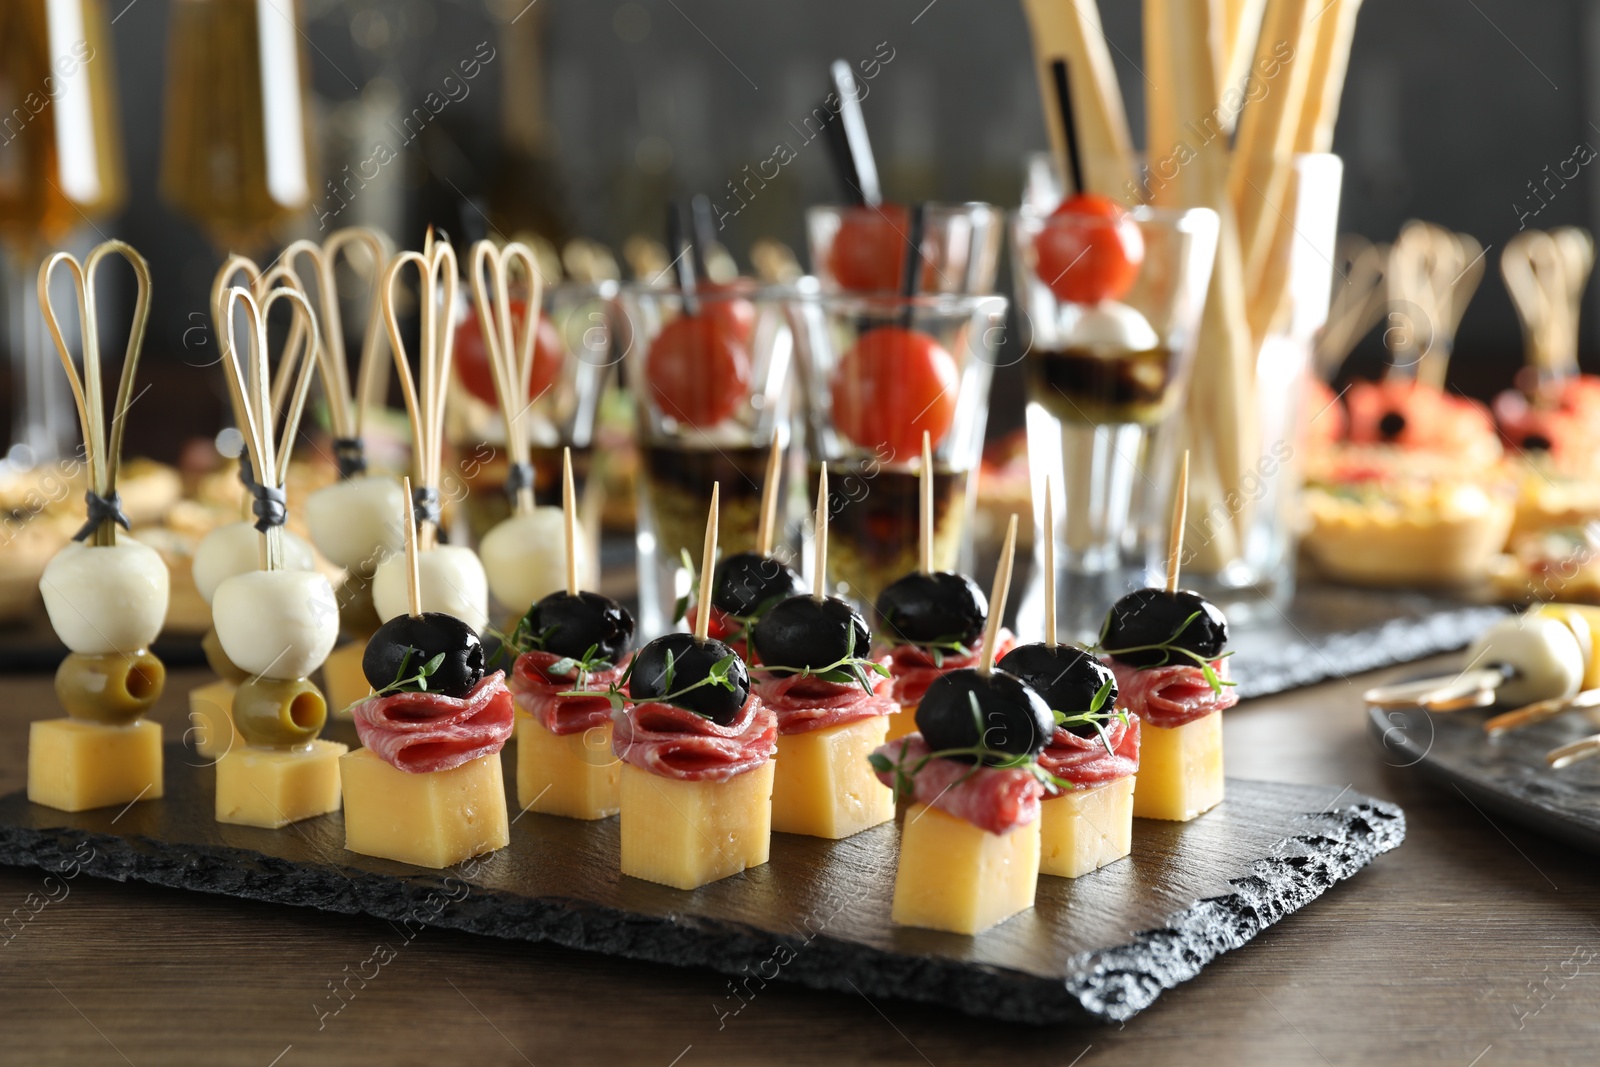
[788,290,1008,611]
[805,202,1004,295]
[616,281,796,638]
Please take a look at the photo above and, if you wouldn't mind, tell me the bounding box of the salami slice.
[352,671,515,774]
[612,695,776,782]
[881,630,1017,707]
[870,733,1042,835]
[509,650,628,736]
[751,657,895,735]
[1038,713,1140,793]
[1108,657,1238,729]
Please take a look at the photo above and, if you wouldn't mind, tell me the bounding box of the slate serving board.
[0,744,1403,1025]
[1368,699,1600,853]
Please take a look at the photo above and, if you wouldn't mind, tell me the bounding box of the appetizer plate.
[0,745,1402,1025]
[1368,700,1600,853]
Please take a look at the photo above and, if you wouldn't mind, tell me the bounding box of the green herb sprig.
[1049,676,1129,759]
[866,692,1070,799]
[750,621,890,695]
[561,648,741,718]
[1096,609,1236,695]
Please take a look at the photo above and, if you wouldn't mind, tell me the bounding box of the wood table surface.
[0,656,1595,1066]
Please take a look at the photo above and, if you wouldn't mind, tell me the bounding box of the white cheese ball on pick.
[40,540,171,655]
[478,507,587,614]
[1466,614,1585,708]
[211,569,340,680]
[192,520,317,606]
[1057,300,1159,351]
[372,544,489,633]
[304,474,406,575]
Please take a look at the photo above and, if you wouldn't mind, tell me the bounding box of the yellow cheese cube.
[321,642,372,717]
[771,716,893,839]
[515,711,620,820]
[891,802,1039,935]
[619,761,773,890]
[1040,776,1135,878]
[884,703,919,742]
[1132,711,1224,822]
[28,718,164,813]
[215,740,349,828]
[340,748,510,868]
[187,679,240,760]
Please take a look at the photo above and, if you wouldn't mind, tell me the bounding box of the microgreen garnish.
[378,647,446,696]
[749,623,890,695]
[544,643,614,682]
[563,651,741,718]
[866,694,1070,799]
[1096,609,1236,695]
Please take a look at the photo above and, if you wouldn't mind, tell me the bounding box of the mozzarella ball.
[212,569,340,680]
[1058,299,1159,351]
[193,520,317,606]
[304,474,406,574]
[372,544,489,633]
[1467,614,1585,708]
[40,540,171,655]
[478,508,588,614]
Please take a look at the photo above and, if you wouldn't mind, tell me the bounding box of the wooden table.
[0,656,1594,1066]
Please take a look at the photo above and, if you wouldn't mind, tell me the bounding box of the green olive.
[338,573,382,638]
[233,676,327,748]
[202,628,250,684]
[56,650,166,725]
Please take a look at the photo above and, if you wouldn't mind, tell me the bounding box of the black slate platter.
[0,747,1404,1025]
[1368,698,1600,853]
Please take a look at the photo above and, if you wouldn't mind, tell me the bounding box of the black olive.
[1521,432,1552,452]
[1377,410,1407,440]
[520,591,634,663]
[998,643,1117,736]
[751,595,870,676]
[628,632,750,725]
[915,668,1053,764]
[1100,587,1228,668]
[874,571,987,645]
[363,611,485,699]
[711,551,803,618]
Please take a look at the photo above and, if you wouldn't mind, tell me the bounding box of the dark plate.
[0,743,1403,1026]
[1367,698,1600,852]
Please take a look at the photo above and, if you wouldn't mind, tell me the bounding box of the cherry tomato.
[700,283,756,344]
[829,326,958,458]
[825,204,932,293]
[1032,193,1144,305]
[454,299,565,405]
[644,314,751,428]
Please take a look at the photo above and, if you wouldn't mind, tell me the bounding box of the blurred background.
[1,0,1597,464]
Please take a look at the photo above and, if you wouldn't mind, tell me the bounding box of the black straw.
[1051,59,1086,198]
[828,59,882,207]
[666,201,700,317]
[690,194,717,274]
[821,99,863,206]
[900,202,926,329]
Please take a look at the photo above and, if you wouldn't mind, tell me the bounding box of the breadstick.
[1295,0,1365,153]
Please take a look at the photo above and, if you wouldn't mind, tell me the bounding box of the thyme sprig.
[561,648,740,718]
[749,624,890,695]
[1095,609,1236,695]
[878,630,974,668]
[866,692,1070,799]
[1049,677,1128,759]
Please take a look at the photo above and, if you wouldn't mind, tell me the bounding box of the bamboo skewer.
[977,515,1020,677]
[1218,0,1268,125]
[919,431,935,575]
[694,485,720,642]
[1314,234,1389,380]
[1296,0,1366,154]
[470,238,547,515]
[402,476,423,619]
[1167,451,1191,594]
[757,441,783,557]
[563,447,580,598]
[1043,476,1056,649]
[37,242,154,548]
[813,464,829,601]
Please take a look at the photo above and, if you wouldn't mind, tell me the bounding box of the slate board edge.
[0,786,1404,1027]
[1364,704,1600,854]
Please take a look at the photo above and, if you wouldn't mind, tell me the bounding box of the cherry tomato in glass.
[700,282,756,344]
[454,299,565,405]
[825,203,931,293]
[1031,193,1144,305]
[645,314,751,428]
[829,326,958,459]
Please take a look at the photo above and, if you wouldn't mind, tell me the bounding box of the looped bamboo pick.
[1387,221,1484,389]
[469,238,547,514]
[1314,234,1389,381]
[211,254,315,427]
[382,229,460,550]
[1503,227,1593,391]
[37,241,154,547]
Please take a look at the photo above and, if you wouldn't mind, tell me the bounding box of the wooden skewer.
[1167,451,1191,594]
[813,464,829,601]
[1043,476,1056,649]
[977,515,1019,676]
[1485,688,1600,736]
[284,227,393,442]
[919,430,934,575]
[1547,733,1600,770]
[401,476,422,618]
[694,484,720,642]
[1315,235,1389,380]
[563,447,579,597]
[471,238,546,514]
[757,440,783,557]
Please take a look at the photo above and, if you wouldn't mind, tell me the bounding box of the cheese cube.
[1132,711,1224,822]
[321,642,372,718]
[771,716,893,839]
[891,802,1039,934]
[28,718,163,813]
[340,748,510,868]
[215,740,349,828]
[187,679,240,760]
[515,711,620,820]
[1040,776,1135,878]
[619,761,773,890]
[884,704,919,743]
